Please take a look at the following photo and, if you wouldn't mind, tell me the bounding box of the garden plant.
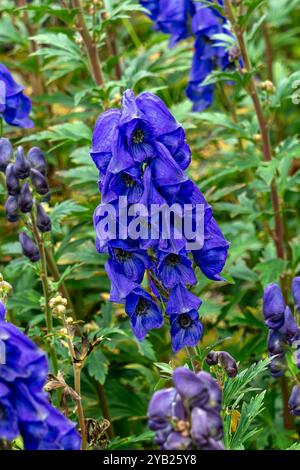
[1,0,300,453]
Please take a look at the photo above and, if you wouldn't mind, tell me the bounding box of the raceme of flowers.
[148,366,224,450]
[0,138,51,262]
[0,64,33,128]
[140,0,239,111]
[0,301,81,450]
[263,279,300,416]
[91,89,229,352]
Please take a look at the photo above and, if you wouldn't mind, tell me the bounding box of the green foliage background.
[1,0,300,450]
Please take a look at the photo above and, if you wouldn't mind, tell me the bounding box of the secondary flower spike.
[140,1,240,111]
[91,89,229,352]
[0,301,81,449]
[148,367,224,450]
[0,63,33,128]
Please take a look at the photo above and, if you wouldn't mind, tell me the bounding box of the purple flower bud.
[5,195,19,222]
[19,232,40,262]
[263,283,285,330]
[0,137,13,172]
[18,182,33,213]
[5,163,19,195]
[269,353,286,378]
[206,351,219,366]
[163,432,192,450]
[218,351,238,378]
[292,277,300,312]
[30,168,49,195]
[14,146,31,179]
[288,385,300,416]
[280,306,299,345]
[36,203,51,232]
[28,147,46,175]
[268,330,285,355]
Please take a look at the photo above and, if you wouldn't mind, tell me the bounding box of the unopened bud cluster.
[49,295,68,317]
[258,80,276,94]
[0,138,52,263]
[0,273,12,302]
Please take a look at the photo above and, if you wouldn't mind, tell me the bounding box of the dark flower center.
[178,314,192,329]
[123,173,136,188]
[132,128,145,144]
[166,254,180,266]
[136,298,150,315]
[115,248,132,262]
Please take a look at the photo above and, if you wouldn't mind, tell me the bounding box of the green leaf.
[86,349,109,385]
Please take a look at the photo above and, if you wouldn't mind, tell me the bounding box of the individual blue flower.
[108,239,153,284]
[170,310,203,352]
[125,288,164,340]
[102,166,143,204]
[0,64,34,128]
[157,249,197,288]
[141,0,192,48]
[0,301,81,450]
[292,277,300,312]
[166,283,201,315]
[263,283,285,330]
[289,385,300,417]
[192,217,229,281]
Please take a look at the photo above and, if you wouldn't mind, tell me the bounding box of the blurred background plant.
[1,0,300,450]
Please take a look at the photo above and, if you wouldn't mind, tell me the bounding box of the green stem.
[30,213,58,373]
[45,247,77,320]
[94,380,114,439]
[62,315,87,450]
[72,0,104,86]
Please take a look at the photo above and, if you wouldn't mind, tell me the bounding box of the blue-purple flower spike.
[0,301,81,449]
[148,367,224,450]
[91,89,229,351]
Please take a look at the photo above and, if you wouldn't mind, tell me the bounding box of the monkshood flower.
[289,385,300,417]
[148,367,224,450]
[91,89,229,352]
[263,281,300,380]
[141,0,193,48]
[187,1,237,112]
[0,301,81,449]
[0,64,33,128]
[140,1,239,111]
[206,350,238,378]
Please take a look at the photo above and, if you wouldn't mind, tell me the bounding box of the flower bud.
[18,182,33,213]
[0,137,13,172]
[263,283,285,330]
[269,353,286,378]
[292,277,300,312]
[5,195,19,222]
[28,147,46,175]
[19,232,40,262]
[206,351,219,367]
[218,351,238,378]
[14,146,31,179]
[30,168,49,195]
[5,163,19,195]
[288,385,300,416]
[268,330,285,355]
[36,203,51,232]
